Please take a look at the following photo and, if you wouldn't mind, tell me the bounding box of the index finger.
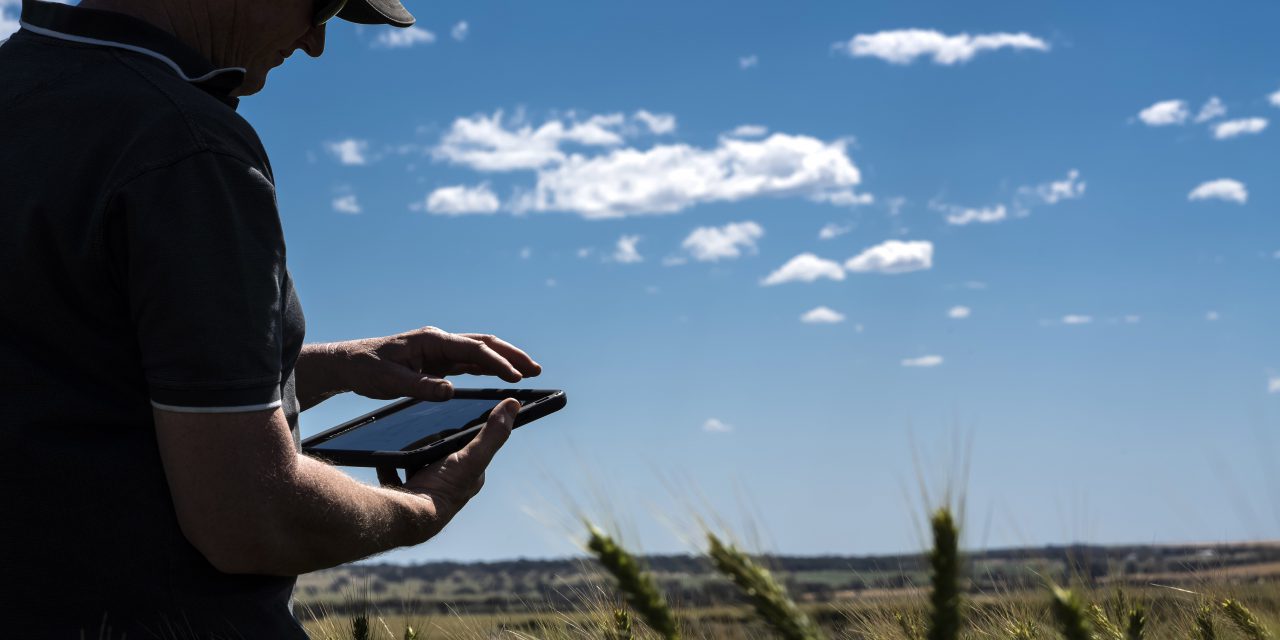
[459,334,542,377]
[431,334,523,382]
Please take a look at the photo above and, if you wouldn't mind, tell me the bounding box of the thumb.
[380,365,454,401]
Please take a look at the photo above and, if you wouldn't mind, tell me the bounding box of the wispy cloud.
[1137,99,1189,126]
[1019,169,1086,204]
[434,111,631,171]
[613,235,644,263]
[728,124,768,138]
[451,21,469,42]
[1268,376,1280,394]
[681,221,764,262]
[1188,178,1247,204]
[424,183,502,215]
[332,194,361,215]
[948,306,971,319]
[1194,96,1226,123]
[374,26,436,48]
[634,110,676,135]
[818,222,852,240]
[761,253,845,286]
[325,139,370,166]
[739,55,758,70]
[902,355,943,367]
[1270,90,1280,108]
[1212,117,1268,140]
[1062,315,1093,325]
[703,418,732,433]
[835,29,1049,65]
[944,204,1008,226]
[845,240,933,274]
[800,306,846,324]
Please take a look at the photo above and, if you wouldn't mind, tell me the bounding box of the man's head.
[78,0,415,97]
[233,0,416,96]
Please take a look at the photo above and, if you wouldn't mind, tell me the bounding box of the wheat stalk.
[927,508,961,640]
[1192,604,1217,640]
[613,608,634,640]
[896,612,924,640]
[1050,586,1093,640]
[1003,620,1038,640]
[586,523,681,640]
[1090,603,1125,640]
[1221,599,1273,640]
[706,532,826,640]
[1126,603,1147,640]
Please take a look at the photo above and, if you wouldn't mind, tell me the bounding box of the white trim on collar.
[18,20,246,84]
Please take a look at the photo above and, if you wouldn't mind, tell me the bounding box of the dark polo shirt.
[0,1,307,637]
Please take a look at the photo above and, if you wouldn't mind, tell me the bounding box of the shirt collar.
[18,0,246,106]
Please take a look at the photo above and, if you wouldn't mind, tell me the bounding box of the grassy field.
[297,511,1280,640]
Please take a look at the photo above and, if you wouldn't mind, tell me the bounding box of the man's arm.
[153,399,518,576]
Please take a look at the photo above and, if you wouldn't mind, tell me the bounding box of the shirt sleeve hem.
[150,399,283,414]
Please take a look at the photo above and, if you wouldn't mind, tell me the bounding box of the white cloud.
[1270,90,1280,108]
[813,189,874,207]
[703,418,732,433]
[1138,100,1189,126]
[963,281,987,290]
[739,55,758,69]
[681,221,764,262]
[451,21,469,42]
[728,124,768,138]
[819,223,852,240]
[948,306,971,319]
[326,139,370,166]
[519,247,533,260]
[1194,96,1227,123]
[945,204,1007,226]
[634,110,677,135]
[1269,376,1280,394]
[1188,179,1247,204]
[1123,315,1141,324]
[613,235,643,263]
[845,240,933,274]
[1206,311,1220,321]
[1212,117,1268,140]
[901,355,943,368]
[425,183,502,215]
[513,132,863,219]
[801,306,846,324]
[835,29,1049,65]
[433,111,627,172]
[332,194,361,215]
[1020,169,1085,204]
[761,253,846,286]
[1062,315,1093,325]
[374,26,436,48]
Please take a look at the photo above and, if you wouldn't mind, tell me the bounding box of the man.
[0,0,541,637]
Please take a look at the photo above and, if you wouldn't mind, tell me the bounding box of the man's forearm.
[243,456,440,576]
[295,342,349,410]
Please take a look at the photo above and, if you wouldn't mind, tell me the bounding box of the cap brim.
[336,0,415,27]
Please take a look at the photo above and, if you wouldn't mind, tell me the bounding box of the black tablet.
[301,388,565,471]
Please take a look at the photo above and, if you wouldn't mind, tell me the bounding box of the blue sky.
[10,0,1277,561]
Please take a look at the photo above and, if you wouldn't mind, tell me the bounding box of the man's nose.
[298,24,326,58]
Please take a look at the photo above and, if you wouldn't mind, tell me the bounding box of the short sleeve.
[113,151,288,413]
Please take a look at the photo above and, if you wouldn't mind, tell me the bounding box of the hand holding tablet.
[301,388,566,473]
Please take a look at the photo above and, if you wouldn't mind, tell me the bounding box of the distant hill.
[296,541,1280,617]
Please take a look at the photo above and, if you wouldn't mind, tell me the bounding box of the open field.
[297,533,1280,640]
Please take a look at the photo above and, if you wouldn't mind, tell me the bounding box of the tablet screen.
[310,398,503,452]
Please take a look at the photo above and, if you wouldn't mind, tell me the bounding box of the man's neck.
[76,0,241,70]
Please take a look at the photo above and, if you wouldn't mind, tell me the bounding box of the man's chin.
[230,72,268,97]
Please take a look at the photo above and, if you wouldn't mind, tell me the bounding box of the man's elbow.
[177,516,297,576]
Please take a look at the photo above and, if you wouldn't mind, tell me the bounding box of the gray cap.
[337,0,416,27]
